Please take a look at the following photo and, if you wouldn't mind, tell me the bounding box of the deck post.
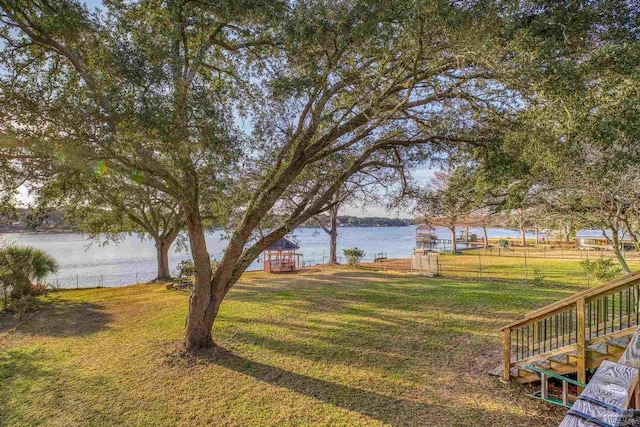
[503,328,511,382]
[576,298,587,392]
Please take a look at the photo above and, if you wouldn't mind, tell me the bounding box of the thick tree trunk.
[154,238,172,280]
[482,226,489,250]
[450,227,457,255]
[520,225,526,247]
[565,215,575,243]
[328,206,338,264]
[611,229,631,274]
[535,226,540,245]
[184,209,216,351]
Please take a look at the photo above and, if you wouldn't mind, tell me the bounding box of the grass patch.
[0,268,572,426]
[372,250,639,288]
[437,252,640,287]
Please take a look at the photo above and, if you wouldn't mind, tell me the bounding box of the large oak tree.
[0,0,556,350]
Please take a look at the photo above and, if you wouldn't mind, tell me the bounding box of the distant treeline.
[301,215,414,228]
[0,208,72,233]
[1,209,414,233]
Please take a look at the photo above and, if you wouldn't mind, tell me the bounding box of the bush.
[174,259,219,279]
[0,245,58,313]
[12,294,34,319]
[174,260,196,278]
[580,258,623,282]
[530,269,545,287]
[498,239,509,248]
[343,247,365,266]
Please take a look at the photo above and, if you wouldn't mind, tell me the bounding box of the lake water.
[1,226,538,288]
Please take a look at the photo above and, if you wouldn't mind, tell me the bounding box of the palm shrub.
[343,247,365,267]
[0,245,59,312]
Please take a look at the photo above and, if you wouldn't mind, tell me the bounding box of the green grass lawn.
[439,252,640,287]
[1,268,573,426]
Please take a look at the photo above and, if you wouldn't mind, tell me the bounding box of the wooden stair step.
[548,354,571,365]
[489,364,502,376]
[607,336,631,349]
[586,342,608,355]
[491,328,636,384]
[488,365,520,378]
[532,359,550,370]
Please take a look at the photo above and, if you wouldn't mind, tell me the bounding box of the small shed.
[263,237,301,273]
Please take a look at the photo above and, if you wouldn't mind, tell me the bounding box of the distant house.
[574,231,635,251]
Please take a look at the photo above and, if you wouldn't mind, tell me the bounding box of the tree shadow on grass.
[328,270,407,280]
[228,279,574,330]
[0,347,54,381]
[197,346,434,426]
[192,346,539,427]
[2,301,112,338]
[0,346,137,426]
[0,347,58,425]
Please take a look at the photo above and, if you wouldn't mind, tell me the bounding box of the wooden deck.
[495,272,640,386]
[495,271,640,425]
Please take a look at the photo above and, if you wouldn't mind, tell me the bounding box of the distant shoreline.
[0,229,76,235]
[0,225,416,235]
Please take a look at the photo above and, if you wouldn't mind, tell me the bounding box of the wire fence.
[299,254,386,267]
[425,250,638,288]
[46,253,384,289]
[466,246,640,261]
[47,271,156,289]
[45,247,631,290]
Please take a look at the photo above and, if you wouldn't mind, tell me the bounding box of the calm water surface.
[1,226,536,288]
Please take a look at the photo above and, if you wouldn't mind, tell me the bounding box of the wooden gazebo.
[263,237,300,273]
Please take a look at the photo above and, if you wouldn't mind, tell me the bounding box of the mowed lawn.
[0,268,574,426]
[374,252,640,288]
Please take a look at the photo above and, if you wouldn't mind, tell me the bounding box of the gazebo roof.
[266,237,300,251]
[416,224,436,231]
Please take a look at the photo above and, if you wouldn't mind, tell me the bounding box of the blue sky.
[84,0,102,8]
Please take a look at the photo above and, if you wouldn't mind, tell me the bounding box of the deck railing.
[500,271,640,384]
